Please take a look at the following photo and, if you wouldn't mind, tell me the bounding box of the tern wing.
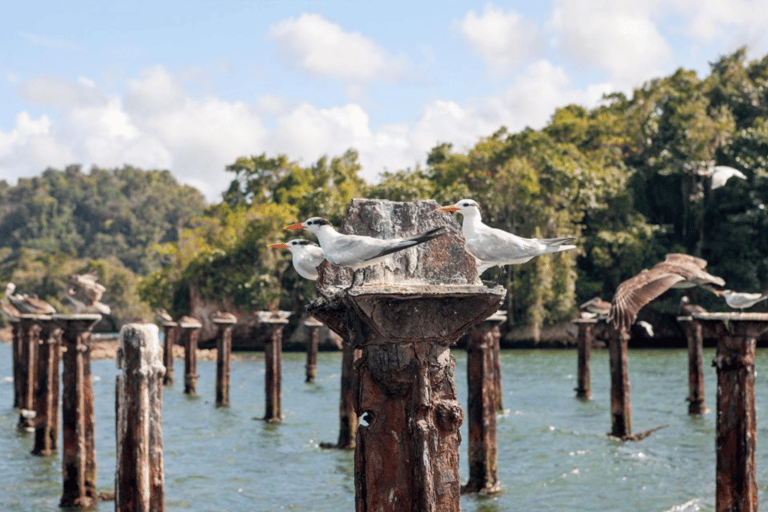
[467,227,546,264]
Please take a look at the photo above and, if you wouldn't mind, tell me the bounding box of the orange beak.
[269,243,288,249]
[437,205,460,213]
[285,222,305,231]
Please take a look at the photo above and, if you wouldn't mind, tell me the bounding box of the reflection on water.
[0,344,766,511]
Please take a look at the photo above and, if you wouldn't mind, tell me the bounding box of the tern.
[608,254,725,332]
[712,289,768,311]
[285,217,446,279]
[437,199,576,274]
[269,240,325,280]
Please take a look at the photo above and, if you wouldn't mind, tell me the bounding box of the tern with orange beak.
[269,240,325,280]
[711,288,768,311]
[437,199,576,275]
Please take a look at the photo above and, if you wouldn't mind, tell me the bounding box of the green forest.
[2,48,768,336]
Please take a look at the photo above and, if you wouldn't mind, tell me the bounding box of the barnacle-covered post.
[17,314,45,430]
[309,199,505,512]
[260,312,290,422]
[213,312,237,407]
[32,317,60,455]
[304,317,323,383]
[115,324,165,512]
[574,318,596,400]
[162,319,178,386]
[179,316,202,395]
[677,315,707,414]
[694,312,768,512]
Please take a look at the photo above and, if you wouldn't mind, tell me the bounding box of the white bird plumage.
[714,289,768,310]
[269,239,325,280]
[437,199,577,274]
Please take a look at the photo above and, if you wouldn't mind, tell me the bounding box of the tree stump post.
[609,326,632,438]
[115,324,165,512]
[304,317,323,383]
[261,314,289,422]
[574,318,597,400]
[694,312,768,512]
[32,317,60,455]
[178,317,202,395]
[677,316,707,414]
[162,321,178,386]
[462,311,506,494]
[55,313,101,509]
[213,313,237,407]
[18,314,46,430]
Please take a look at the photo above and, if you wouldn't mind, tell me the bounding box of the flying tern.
[437,199,576,274]
[269,239,325,280]
[712,289,768,311]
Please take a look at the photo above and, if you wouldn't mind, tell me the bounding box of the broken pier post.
[333,340,361,449]
[463,310,506,494]
[32,317,60,455]
[162,320,178,386]
[309,198,505,512]
[574,318,597,400]
[303,317,323,383]
[694,312,768,512]
[178,316,202,395]
[115,323,165,512]
[609,326,631,438]
[260,312,289,422]
[10,317,21,409]
[56,313,101,509]
[213,312,237,407]
[17,314,46,430]
[677,315,707,414]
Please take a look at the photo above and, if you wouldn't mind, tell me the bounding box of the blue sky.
[2,0,768,201]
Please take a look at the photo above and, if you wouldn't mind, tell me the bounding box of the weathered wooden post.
[213,312,237,407]
[32,317,60,455]
[304,317,323,383]
[161,320,178,386]
[677,315,707,414]
[490,316,504,412]
[56,313,102,509]
[260,313,289,422]
[178,316,202,395]
[694,312,768,512]
[10,317,21,409]
[115,323,165,512]
[308,199,505,512]
[609,326,631,438]
[462,310,506,494]
[336,342,361,449]
[574,318,597,400]
[17,314,45,430]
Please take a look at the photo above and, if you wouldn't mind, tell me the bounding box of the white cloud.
[266,13,409,82]
[20,75,106,108]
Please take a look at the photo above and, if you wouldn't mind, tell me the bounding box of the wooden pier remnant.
[178,316,202,395]
[32,317,60,455]
[161,320,178,386]
[609,327,631,438]
[694,312,768,512]
[17,314,46,430]
[213,312,237,407]
[56,313,101,509]
[260,313,289,422]
[303,317,323,383]
[677,315,707,414]
[335,342,361,449]
[115,323,165,512]
[462,310,506,494]
[574,318,597,400]
[10,317,21,409]
[308,199,505,512]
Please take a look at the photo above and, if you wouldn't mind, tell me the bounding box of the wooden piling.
[609,326,631,438]
[491,318,504,412]
[56,313,101,509]
[213,313,236,407]
[261,314,289,422]
[304,317,323,383]
[178,317,202,395]
[677,316,707,414]
[462,312,506,494]
[17,315,45,430]
[574,318,596,400]
[162,321,178,386]
[10,317,21,409]
[694,312,768,512]
[115,324,165,512]
[335,342,361,449]
[32,317,60,455]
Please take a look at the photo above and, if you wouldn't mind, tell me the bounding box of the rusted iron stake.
[463,313,505,494]
[304,318,323,383]
[18,315,45,430]
[609,327,632,438]
[262,316,288,422]
[574,318,596,400]
[179,317,202,395]
[56,313,101,509]
[162,321,178,386]
[213,314,236,407]
[32,318,60,455]
[678,316,707,414]
[116,324,165,512]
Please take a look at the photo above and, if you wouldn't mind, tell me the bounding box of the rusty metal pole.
[213,313,236,407]
[32,317,60,455]
[115,324,165,512]
[462,312,506,494]
[162,320,178,386]
[56,313,101,509]
[695,313,768,512]
[609,326,632,438]
[18,314,45,430]
[574,318,596,400]
[678,316,707,414]
[10,317,21,409]
[261,315,288,422]
[179,317,201,395]
[304,317,323,383]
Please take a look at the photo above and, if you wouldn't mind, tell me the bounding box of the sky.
[2,1,768,202]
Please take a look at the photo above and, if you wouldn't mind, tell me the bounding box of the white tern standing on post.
[437,199,576,275]
[712,289,768,311]
[269,240,325,280]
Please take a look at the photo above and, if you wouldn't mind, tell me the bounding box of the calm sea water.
[1,341,767,512]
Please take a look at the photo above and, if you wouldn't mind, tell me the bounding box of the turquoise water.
[1,343,767,511]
